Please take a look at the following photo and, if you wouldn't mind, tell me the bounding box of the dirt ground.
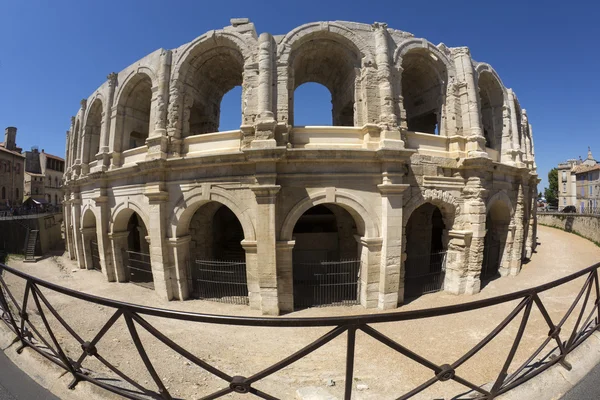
[2,225,600,400]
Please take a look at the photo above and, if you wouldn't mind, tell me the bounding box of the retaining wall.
[537,213,600,245]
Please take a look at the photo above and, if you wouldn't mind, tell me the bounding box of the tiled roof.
[0,145,25,158]
[573,164,600,174]
[44,153,65,162]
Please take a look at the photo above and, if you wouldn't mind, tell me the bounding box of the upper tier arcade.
[64,19,536,179]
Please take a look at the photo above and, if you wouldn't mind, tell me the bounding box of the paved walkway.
[1,225,600,399]
[561,361,600,400]
[0,348,58,400]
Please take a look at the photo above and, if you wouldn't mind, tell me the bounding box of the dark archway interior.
[482,201,511,283]
[401,50,446,134]
[292,204,359,309]
[85,99,103,161]
[125,212,152,288]
[478,72,504,150]
[404,203,447,299]
[127,213,148,253]
[290,39,359,126]
[122,75,152,150]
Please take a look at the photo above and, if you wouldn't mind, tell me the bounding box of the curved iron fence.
[1,261,600,399]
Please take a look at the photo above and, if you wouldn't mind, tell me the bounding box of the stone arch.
[169,187,256,241]
[278,22,374,127]
[280,190,379,241]
[171,32,256,135]
[393,39,455,77]
[114,72,154,151]
[110,200,150,234]
[403,189,460,229]
[476,64,507,151]
[486,190,514,218]
[82,98,103,164]
[81,206,98,228]
[113,68,158,106]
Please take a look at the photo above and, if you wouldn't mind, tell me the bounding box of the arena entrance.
[482,201,511,282]
[123,213,153,289]
[82,210,101,272]
[404,203,447,299]
[292,205,360,309]
[188,203,248,305]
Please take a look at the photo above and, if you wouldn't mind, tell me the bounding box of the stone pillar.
[166,80,184,156]
[378,183,409,309]
[108,231,129,282]
[499,223,516,277]
[525,178,537,258]
[146,50,172,161]
[71,193,85,268]
[167,235,191,300]
[508,90,523,165]
[145,184,173,300]
[510,182,526,275]
[452,47,487,158]
[66,117,75,173]
[373,23,403,150]
[109,104,124,169]
[252,33,277,149]
[63,197,75,260]
[275,240,294,313]
[242,240,260,310]
[251,185,280,315]
[94,193,115,282]
[80,227,96,270]
[77,99,87,163]
[96,73,117,171]
[358,237,383,308]
[445,230,473,294]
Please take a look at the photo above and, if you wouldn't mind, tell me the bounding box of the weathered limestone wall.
[538,213,600,245]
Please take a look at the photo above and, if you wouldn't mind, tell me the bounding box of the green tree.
[544,168,558,206]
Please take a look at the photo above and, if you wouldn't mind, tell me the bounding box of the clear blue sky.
[1,0,598,191]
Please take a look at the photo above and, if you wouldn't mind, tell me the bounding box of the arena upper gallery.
[63,19,538,315]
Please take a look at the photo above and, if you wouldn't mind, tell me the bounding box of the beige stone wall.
[538,213,600,245]
[62,20,538,315]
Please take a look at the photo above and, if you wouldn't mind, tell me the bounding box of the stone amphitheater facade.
[63,19,538,315]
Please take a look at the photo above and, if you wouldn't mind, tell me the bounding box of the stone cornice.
[250,184,281,198]
[377,183,410,195]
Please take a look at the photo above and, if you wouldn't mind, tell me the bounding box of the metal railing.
[123,250,153,290]
[293,259,360,309]
[404,250,446,298]
[1,261,600,399]
[192,259,248,305]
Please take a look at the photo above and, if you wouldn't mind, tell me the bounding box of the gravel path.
[2,225,600,400]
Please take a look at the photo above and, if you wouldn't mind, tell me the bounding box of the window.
[562,170,567,181]
[15,163,20,174]
[1,187,5,200]
[563,183,566,193]
[35,188,38,195]
[563,198,567,205]
[15,188,19,199]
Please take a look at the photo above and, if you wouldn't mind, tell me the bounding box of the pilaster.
[108,231,129,282]
[71,193,85,269]
[275,240,295,312]
[242,240,260,310]
[94,191,115,282]
[167,235,191,300]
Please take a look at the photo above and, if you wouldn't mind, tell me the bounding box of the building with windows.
[558,148,599,212]
[0,127,25,208]
[24,147,65,206]
[63,20,538,315]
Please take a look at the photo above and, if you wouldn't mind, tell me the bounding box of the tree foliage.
[544,168,559,206]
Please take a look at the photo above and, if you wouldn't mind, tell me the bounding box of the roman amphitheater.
[62,19,538,316]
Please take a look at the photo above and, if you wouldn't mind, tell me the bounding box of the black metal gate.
[293,259,360,309]
[191,259,248,305]
[404,250,446,299]
[123,250,154,290]
[90,240,101,272]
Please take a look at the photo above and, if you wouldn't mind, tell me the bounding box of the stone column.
[445,230,473,294]
[72,100,87,177]
[275,240,294,313]
[510,182,526,275]
[167,235,191,300]
[251,185,280,315]
[63,197,75,260]
[144,184,173,300]
[66,117,75,173]
[507,90,523,165]
[252,33,277,149]
[452,47,487,158]
[80,227,96,270]
[94,192,115,282]
[373,23,403,150]
[109,104,124,169]
[499,223,516,276]
[525,178,537,258]
[147,50,172,161]
[243,240,260,310]
[71,193,85,269]
[377,183,409,309]
[96,73,117,171]
[358,237,383,307]
[108,231,129,282]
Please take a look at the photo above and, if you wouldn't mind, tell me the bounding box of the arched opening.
[482,200,512,283]
[478,72,504,150]
[185,47,244,136]
[82,209,101,272]
[289,38,359,126]
[124,212,152,288]
[188,202,248,304]
[401,49,447,134]
[218,86,243,132]
[293,82,334,126]
[292,204,360,309]
[84,99,103,162]
[404,203,447,299]
[120,74,152,150]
